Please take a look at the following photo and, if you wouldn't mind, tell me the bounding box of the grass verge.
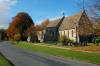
[15,42,100,65]
[0,54,12,66]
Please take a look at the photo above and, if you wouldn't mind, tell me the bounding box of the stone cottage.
[44,11,93,43]
[59,11,93,43]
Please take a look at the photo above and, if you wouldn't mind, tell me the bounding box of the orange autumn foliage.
[26,24,36,36]
[41,19,49,29]
[7,12,34,40]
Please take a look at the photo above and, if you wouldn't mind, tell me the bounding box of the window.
[53,31,55,36]
[72,30,73,37]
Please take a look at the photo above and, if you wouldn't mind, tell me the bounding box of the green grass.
[0,54,11,66]
[72,44,100,53]
[15,42,100,65]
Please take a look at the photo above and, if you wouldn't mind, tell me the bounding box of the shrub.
[59,36,69,46]
[92,36,100,43]
[95,37,100,42]
[14,33,21,41]
[59,36,76,46]
[69,38,75,43]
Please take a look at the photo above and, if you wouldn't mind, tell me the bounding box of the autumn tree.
[26,24,35,36]
[93,22,100,36]
[40,19,49,29]
[75,0,100,44]
[26,24,38,42]
[35,25,43,31]
[7,12,34,41]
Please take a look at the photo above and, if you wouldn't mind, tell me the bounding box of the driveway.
[0,41,98,66]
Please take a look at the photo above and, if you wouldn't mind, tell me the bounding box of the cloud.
[0,0,18,29]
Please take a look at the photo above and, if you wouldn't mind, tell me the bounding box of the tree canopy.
[7,12,34,40]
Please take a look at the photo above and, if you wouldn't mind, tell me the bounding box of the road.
[0,41,98,66]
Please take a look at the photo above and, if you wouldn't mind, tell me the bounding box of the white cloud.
[0,0,18,29]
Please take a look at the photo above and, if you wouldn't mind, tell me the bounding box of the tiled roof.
[47,18,62,27]
[46,11,88,30]
[59,12,83,30]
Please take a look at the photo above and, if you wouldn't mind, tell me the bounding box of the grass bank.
[0,54,12,66]
[15,42,100,65]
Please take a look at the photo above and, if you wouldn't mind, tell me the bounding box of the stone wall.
[59,29,78,42]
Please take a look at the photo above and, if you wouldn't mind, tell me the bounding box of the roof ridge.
[59,11,84,30]
[49,16,62,21]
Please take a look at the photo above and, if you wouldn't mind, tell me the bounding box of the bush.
[14,33,21,41]
[95,37,100,42]
[59,36,76,46]
[59,36,69,46]
[92,36,100,46]
[92,37,100,43]
[69,38,75,43]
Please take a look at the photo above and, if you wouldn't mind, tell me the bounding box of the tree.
[7,12,34,41]
[75,0,100,21]
[94,22,100,36]
[74,0,99,45]
[14,33,21,41]
[41,19,49,29]
[86,0,100,21]
[26,24,36,36]
[26,25,38,42]
[0,29,7,41]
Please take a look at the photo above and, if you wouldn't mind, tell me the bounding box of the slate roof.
[59,12,83,30]
[47,18,62,27]
[46,11,89,30]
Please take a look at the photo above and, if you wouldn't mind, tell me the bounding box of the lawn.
[0,54,11,66]
[72,44,100,53]
[15,42,100,65]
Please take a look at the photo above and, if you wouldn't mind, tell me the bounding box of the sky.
[0,0,82,29]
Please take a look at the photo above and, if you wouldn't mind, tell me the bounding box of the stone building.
[44,11,93,43]
[59,11,93,43]
[43,16,65,42]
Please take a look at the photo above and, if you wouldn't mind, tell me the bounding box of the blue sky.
[0,0,82,29]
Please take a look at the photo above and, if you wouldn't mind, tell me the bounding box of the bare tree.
[74,0,100,45]
[75,0,100,21]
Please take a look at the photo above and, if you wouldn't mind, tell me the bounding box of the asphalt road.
[0,41,99,66]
